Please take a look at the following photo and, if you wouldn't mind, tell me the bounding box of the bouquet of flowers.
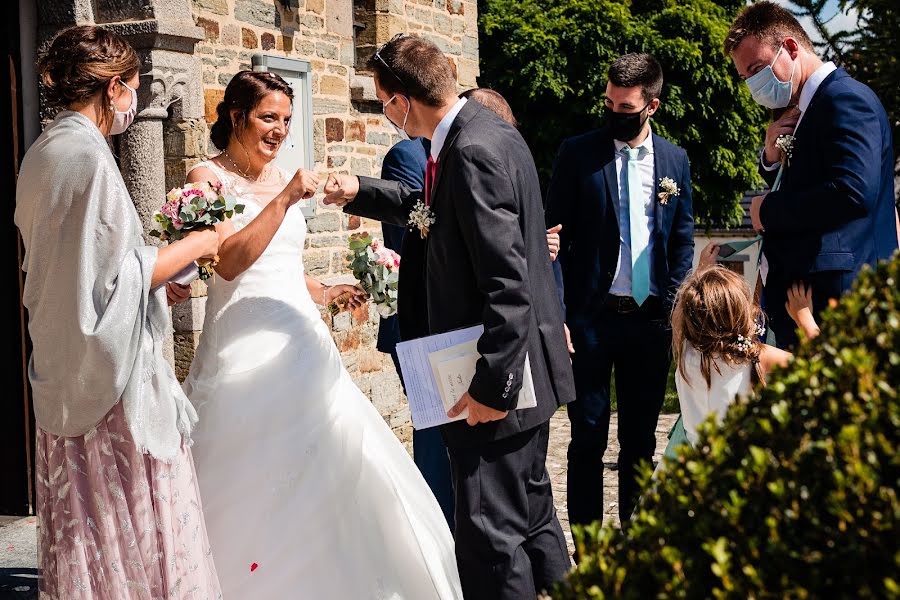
[149,181,244,280]
[328,233,400,317]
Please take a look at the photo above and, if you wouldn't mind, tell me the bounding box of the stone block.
[313,98,350,115]
[193,0,229,15]
[325,117,344,141]
[357,147,376,156]
[319,74,346,96]
[306,210,342,233]
[296,39,316,57]
[308,233,347,248]
[327,154,348,168]
[315,41,340,60]
[173,332,202,382]
[242,27,259,48]
[457,57,479,87]
[346,119,366,142]
[425,33,461,55]
[261,32,276,50]
[434,12,453,36]
[204,89,225,123]
[222,23,240,45]
[346,215,361,230]
[326,0,354,38]
[351,303,371,327]
[304,249,331,275]
[298,13,325,29]
[171,296,207,332]
[218,72,234,86]
[366,131,391,146]
[462,34,478,60]
[307,0,326,14]
[281,35,294,52]
[235,0,278,27]
[196,16,219,42]
[447,0,464,14]
[350,156,373,174]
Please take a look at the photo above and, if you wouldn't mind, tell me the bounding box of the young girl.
[664,257,819,454]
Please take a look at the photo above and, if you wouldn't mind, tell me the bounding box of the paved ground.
[0,410,678,596]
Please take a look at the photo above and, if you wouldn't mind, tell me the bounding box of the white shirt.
[430,97,467,161]
[761,61,837,171]
[609,130,658,298]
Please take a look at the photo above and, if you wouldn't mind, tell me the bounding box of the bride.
[182,70,463,598]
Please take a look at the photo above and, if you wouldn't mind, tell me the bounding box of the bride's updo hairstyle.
[38,25,139,111]
[210,71,294,150]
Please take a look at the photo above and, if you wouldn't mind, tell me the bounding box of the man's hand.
[447,391,509,427]
[563,323,574,355]
[165,282,191,306]
[763,107,801,166]
[750,194,767,232]
[322,173,360,207]
[546,224,562,261]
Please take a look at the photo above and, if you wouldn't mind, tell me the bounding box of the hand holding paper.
[447,392,508,426]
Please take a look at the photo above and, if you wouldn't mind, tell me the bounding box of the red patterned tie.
[424,156,438,207]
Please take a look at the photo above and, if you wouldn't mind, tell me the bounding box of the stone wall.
[175,0,480,446]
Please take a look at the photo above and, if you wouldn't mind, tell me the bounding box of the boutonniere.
[775,134,795,167]
[657,177,681,205]
[408,201,436,238]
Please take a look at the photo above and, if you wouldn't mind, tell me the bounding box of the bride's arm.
[186,166,318,281]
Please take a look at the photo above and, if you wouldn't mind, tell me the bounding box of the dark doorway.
[1,0,35,517]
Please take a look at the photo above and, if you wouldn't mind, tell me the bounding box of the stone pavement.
[548,410,679,555]
[0,409,678,596]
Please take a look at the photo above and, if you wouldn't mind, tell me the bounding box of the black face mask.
[605,103,651,142]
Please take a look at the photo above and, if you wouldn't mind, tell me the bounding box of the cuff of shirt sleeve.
[759,149,780,172]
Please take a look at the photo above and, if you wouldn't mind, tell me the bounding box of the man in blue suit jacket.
[376,137,455,528]
[726,1,898,348]
[545,53,694,527]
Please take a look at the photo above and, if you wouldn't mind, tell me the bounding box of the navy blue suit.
[759,68,898,348]
[545,125,694,525]
[376,138,455,528]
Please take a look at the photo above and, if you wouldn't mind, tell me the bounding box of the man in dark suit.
[323,34,575,600]
[376,137,456,528]
[726,1,898,348]
[544,53,695,528]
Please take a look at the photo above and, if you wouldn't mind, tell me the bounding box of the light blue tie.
[624,147,650,306]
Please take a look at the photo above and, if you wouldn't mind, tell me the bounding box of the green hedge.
[553,253,900,599]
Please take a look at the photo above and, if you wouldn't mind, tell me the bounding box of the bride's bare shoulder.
[187,156,225,185]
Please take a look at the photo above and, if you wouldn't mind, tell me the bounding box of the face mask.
[110,81,137,135]
[383,95,410,141]
[746,45,796,109]
[606,102,650,142]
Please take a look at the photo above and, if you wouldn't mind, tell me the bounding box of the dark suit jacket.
[544,125,695,326]
[759,68,898,309]
[347,101,576,447]
[375,138,431,354]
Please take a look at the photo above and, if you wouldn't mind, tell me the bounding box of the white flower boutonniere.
[775,134,795,167]
[657,177,680,205]
[408,201,436,239]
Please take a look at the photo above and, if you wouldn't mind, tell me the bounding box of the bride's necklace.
[223,149,267,182]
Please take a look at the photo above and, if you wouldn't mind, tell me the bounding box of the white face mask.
[110,82,137,135]
[383,95,410,141]
[746,45,796,110]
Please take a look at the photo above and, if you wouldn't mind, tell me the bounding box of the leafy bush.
[553,253,900,599]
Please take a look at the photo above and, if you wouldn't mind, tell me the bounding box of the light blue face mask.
[746,45,796,109]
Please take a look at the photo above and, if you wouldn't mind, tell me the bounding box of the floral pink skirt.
[35,401,221,599]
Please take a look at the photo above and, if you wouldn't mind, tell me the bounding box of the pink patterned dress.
[35,401,222,599]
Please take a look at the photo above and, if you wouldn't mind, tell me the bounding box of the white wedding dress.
[184,161,462,599]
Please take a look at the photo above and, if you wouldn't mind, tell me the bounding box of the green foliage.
[552,253,900,599]
[478,0,767,227]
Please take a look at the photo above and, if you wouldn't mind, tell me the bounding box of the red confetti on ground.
[250,563,258,572]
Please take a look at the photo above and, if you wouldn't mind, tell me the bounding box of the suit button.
[502,393,509,399]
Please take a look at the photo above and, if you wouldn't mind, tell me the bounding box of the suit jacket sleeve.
[380,144,425,252]
[348,176,423,227]
[544,139,574,315]
[453,146,532,411]
[760,91,879,234]
[666,150,695,308]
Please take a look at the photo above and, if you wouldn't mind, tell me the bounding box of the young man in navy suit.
[545,54,695,528]
[726,1,898,348]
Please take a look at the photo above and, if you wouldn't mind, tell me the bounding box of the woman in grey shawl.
[15,26,222,598]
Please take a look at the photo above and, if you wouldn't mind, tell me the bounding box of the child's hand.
[785,282,820,339]
[698,243,720,269]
